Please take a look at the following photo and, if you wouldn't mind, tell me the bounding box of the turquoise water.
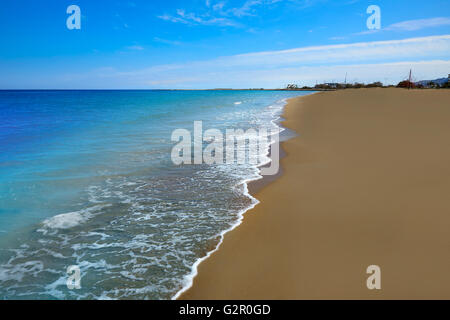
[0,90,312,299]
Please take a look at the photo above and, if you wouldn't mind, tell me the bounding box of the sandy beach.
[181,88,450,300]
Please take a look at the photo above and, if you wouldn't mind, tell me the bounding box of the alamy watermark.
[66,265,81,290]
[366,265,381,290]
[171,121,280,176]
[366,5,381,30]
[67,5,81,30]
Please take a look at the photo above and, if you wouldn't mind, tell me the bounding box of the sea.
[0,90,312,299]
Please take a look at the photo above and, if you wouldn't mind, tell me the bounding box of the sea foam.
[41,205,110,230]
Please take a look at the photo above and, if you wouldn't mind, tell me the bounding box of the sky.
[0,0,449,89]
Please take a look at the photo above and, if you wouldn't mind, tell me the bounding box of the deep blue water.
[0,90,311,299]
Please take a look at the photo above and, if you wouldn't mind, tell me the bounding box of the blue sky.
[1,0,449,88]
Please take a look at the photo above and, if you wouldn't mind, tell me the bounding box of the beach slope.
[181,88,450,299]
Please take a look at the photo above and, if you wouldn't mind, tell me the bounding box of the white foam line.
[171,92,315,300]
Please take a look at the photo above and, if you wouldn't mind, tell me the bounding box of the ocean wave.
[40,204,111,231]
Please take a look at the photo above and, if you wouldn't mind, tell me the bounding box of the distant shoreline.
[0,88,326,91]
[2,86,448,91]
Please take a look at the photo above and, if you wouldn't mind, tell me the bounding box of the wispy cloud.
[157,0,284,27]
[158,8,240,27]
[385,17,450,31]
[126,45,144,51]
[228,0,266,18]
[50,35,450,89]
[354,17,450,36]
[330,36,347,40]
[224,35,450,66]
[153,37,182,46]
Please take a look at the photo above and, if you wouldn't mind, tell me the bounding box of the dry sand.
[181,88,450,300]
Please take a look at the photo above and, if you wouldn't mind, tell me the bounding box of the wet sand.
[181,88,450,299]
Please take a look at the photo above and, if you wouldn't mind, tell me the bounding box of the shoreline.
[248,92,320,194]
[172,94,310,299]
[172,175,261,300]
[180,88,450,299]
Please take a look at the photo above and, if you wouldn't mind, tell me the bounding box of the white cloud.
[229,0,264,17]
[153,37,182,46]
[8,35,449,89]
[157,0,284,27]
[112,35,450,88]
[158,13,189,24]
[354,17,450,35]
[385,17,450,31]
[158,8,240,27]
[213,2,226,11]
[196,60,450,87]
[329,36,347,40]
[50,60,450,89]
[126,45,144,51]
[219,35,450,67]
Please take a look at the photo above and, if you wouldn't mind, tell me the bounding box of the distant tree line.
[285,81,384,90]
[285,80,449,90]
